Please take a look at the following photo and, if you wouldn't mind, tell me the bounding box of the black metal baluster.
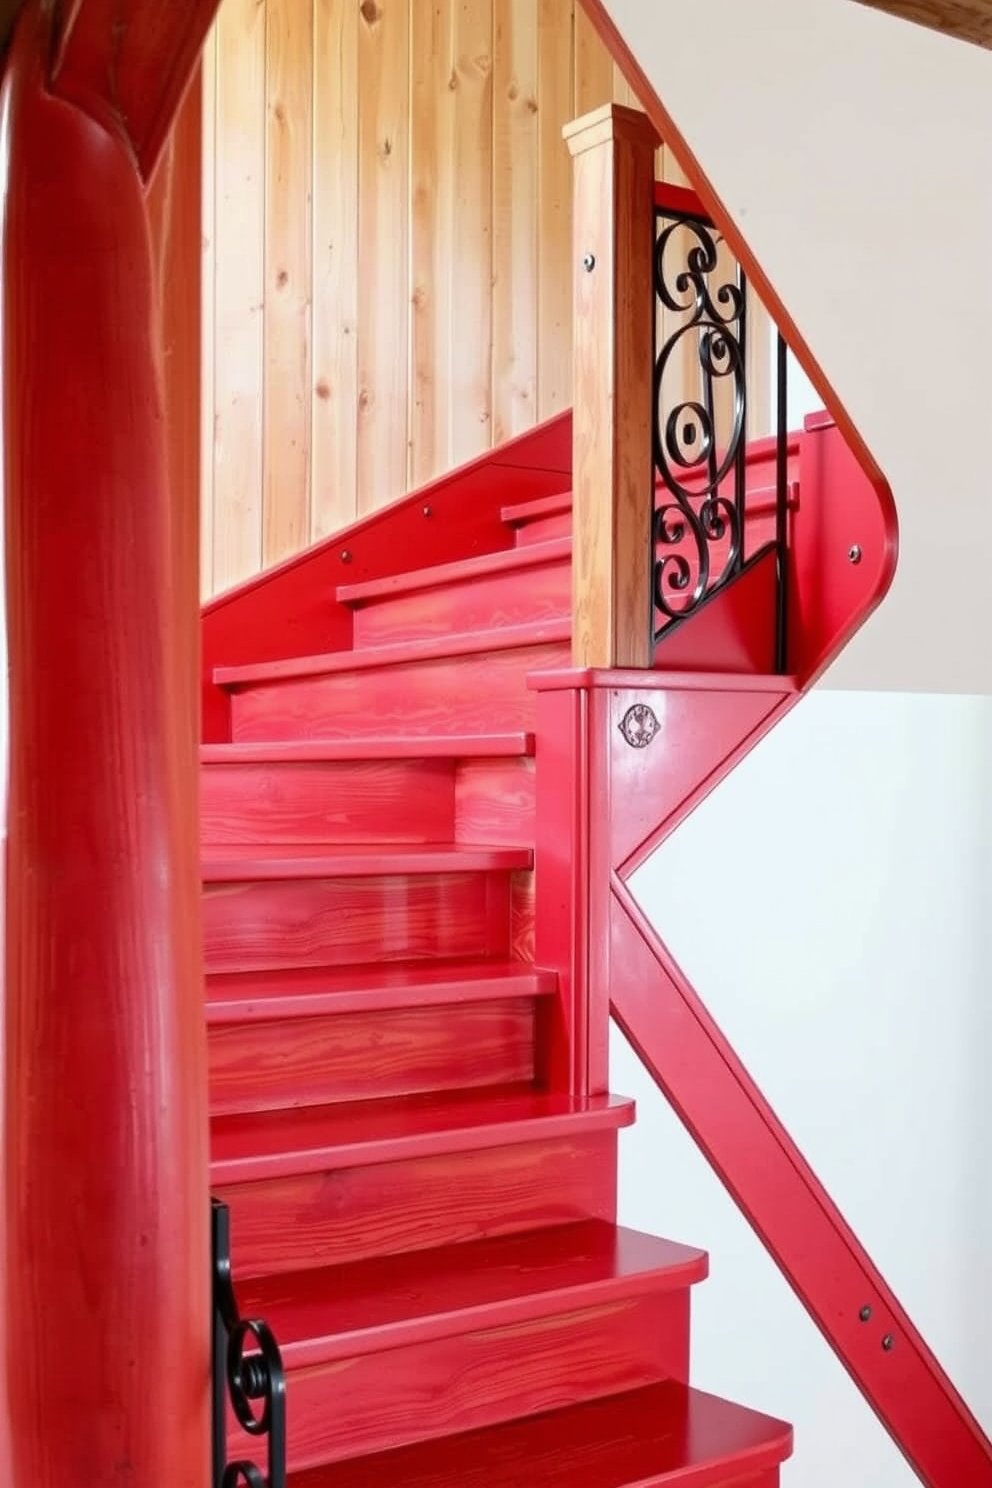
[735,266,749,565]
[212,1198,288,1488]
[775,330,789,673]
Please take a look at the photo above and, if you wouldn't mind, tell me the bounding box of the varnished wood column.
[565,104,659,668]
[1,9,209,1486]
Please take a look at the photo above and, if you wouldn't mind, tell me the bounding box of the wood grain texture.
[208,997,536,1112]
[227,637,572,742]
[240,1221,705,1359]
[286,1381,791,1488]
[203,869,512,972]
[455,757,536,845]
[357,0,410,513]
[264,0,313,566]
[200,756,455,843]
[347,540,572,645]
[212,0,265,591]
[50,0,221,179]
[220,1129,619,1276]
[537,0,574,419]
[853,0,992,45]
[2,13,209,1481]
[312,0,359,539]
[201,0,622,595]
[261,1290,689,1470]
[566,104,658,667]
[211,1087,634,1182]
[492,0,539,443]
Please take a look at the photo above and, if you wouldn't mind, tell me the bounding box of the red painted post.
[0,9,210,1486]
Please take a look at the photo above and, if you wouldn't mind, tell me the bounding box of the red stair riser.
[218,1131,619,1278]
[207,999,537,1115]
[228,642,571,743]
[455,757,536,846]
[203,872,511,974]
[200,758,454,845]
[265,1291,690,1472]
[352,553,571,648]
[515,511,572,545]
[511,869,536,963]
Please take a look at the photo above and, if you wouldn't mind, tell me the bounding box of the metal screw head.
[859,1305,872,1323]
[582,253,596,272]
[882,1334,895,1352]
[340,549,353,564]
[422,505,432,518]
[848,543,862,564]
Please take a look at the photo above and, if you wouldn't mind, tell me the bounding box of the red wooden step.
[223,627,571,743]
[285,1381,791,1488]
[210,1084,634,1183]
[215,620,570,690]
[240,1221,707,1366]
[233,1224,702,1470]
[199,733,535,762]
[208,994,538,1115]
[201,754,455,845]
[200,863,511,976]
[455,756,535,847]
[220,1127,620,1278]
[205,958,557,1021]
[202,842,533,881]
[501,490,573,546]
[337,538,572,647]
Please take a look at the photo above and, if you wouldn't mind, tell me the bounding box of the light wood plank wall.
[200,0,769,597]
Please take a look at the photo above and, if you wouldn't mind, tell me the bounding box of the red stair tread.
[205,958,557,1022]
[202,842,532,881]
[337,536,571,607]
[239,1220,708,1367]
[501,490,573,527]
[200,733,535,763]
[288,1381,792,1488]
[210,1084,635,1182]
[214,617,572,688]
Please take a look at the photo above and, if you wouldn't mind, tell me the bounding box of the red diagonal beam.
[51,0,221,180]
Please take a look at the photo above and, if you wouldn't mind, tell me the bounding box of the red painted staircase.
[202,438,794,1484]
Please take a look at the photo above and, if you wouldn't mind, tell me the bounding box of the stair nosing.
[209,1089,635,1184]
[215,617,571,690]
[200,733,536,764]
[337,536,571,608]
[250,1221,709,1369]
[202,842,533,882]
[205,961,557,1022]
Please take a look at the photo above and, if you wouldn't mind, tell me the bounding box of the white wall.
[601,0,992,695]
[619,689,992,1486]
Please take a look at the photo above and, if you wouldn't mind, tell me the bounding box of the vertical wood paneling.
[492,0,538,445]
[207,0,752,593]
[312,0,360,539]
[449,0,494,466]
[574,4,612,115]
[410,0,451,487]
[264,0,314,567]
[357,0,411,514]
[536,0,574,420]
[212,0,266,592]
[200,32,217,597]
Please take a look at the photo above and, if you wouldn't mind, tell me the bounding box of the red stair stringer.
[528,424,990,1483]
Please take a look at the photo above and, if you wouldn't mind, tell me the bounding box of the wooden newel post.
[564,104,659,669]
[1,9,210,1486]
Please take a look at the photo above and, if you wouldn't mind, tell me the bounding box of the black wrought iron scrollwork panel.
[652,208,748,635]
[212,1199,288,1488]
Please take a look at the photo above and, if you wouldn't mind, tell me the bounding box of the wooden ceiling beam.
[852,0,992,49]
